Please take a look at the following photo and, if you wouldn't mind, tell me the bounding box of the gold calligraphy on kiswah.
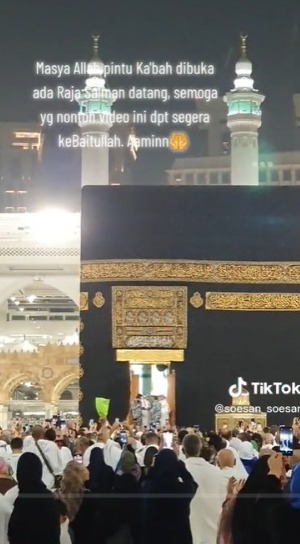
[205,292,300,311]
[81,260,300,284]
[112,286,187,349]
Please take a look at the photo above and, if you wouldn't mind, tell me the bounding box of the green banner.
[95,397,110,418]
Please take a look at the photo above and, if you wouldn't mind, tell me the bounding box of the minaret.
[77,35,115,187]
[224,35,265,185]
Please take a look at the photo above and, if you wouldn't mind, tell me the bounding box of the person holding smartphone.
[231,453,295,544]
[135,431,159,467]
[82,424,121,471]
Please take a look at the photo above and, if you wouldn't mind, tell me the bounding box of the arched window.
[10,382,40,401]
[59,381,79,401]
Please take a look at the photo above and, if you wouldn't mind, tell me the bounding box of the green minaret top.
[77,35,115,120]
[240,34,248,58]
[87,34,105,78]
[233,33,254,91]
[92,34,99,53]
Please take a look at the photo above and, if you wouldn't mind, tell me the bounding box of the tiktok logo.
[229,377,248,398]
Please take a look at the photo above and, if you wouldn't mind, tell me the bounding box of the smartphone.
[163,431,173,449]
[279,425,293,456]
[89,419,94,426]
[120,430,127,446]
[74,454,83,464]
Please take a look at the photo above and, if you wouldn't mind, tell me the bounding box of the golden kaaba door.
[128,367,176,426]
[113,286,187,425]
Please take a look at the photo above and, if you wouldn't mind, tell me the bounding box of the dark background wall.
[80,186,300,428]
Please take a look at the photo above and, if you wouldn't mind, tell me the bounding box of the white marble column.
[0,405,9,429]
[44,403,57,419]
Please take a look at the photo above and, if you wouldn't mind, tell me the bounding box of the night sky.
[1,0,300,208]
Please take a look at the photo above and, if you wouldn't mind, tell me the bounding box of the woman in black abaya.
[143,449,197,544]
[87,447,114,494]
[87,447,115,540]
[8,452,60,544]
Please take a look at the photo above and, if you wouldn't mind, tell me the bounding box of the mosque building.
[0,123,43,212]
[0,37,138,426]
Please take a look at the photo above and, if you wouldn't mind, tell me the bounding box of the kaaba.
[80,185,300,429]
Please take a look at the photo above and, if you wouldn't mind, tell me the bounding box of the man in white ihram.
[23,425,63,489]
[0,494,12,544]
[141,395,151,429]
[159,394,170,428]
[217,449,244,494]
[182,433,226,544]
[83,425,121,470]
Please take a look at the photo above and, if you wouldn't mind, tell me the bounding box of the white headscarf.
[22,435,34,450]
[229,437,243,453]
[239,441,257,460]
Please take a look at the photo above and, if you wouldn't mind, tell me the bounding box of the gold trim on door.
[116,349,184,363]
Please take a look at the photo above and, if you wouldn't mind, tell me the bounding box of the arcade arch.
[51,371,79,404]
[60,381,78,400]
[0,275,79,308]
[2,280,79,344]
[0,277,80,425]
[10,382,40,401]
[2,373,40,403]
